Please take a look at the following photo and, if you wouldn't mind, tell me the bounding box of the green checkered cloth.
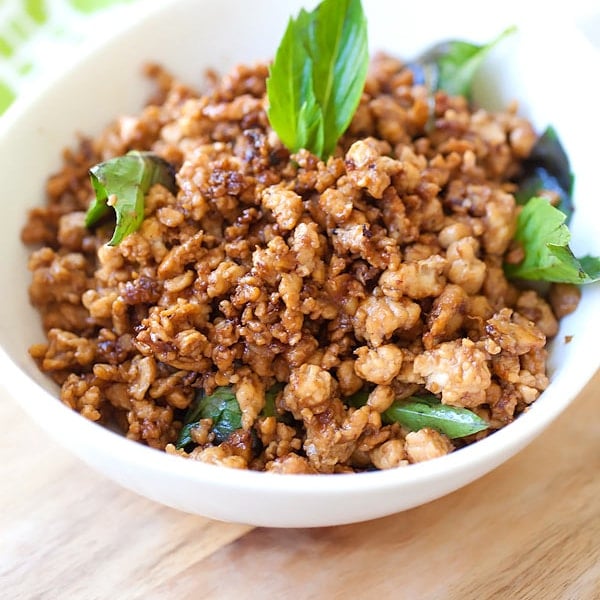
[0,0,139,114]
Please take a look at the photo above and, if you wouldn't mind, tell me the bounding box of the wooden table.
[2,370,599,599]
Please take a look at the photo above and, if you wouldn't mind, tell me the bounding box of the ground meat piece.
[370,439,408,469]
[157,230,205,279]
[60,373,103,421]
[423,284,468,349]
[126,398,176,449]
[414,338,491,407]
[367,385,395,412]
[481,189,516,255]
[519,346,549,397]
[345,137,401,199]
[485,308,546,355]
[486,382,518,425]
[206,260,247,298]
[516,291,558,338]
[261,185,303,231]
[282,364,335,419]
[303,401,370,473]
[265,453,318,474]
[234,372,265,430]
[548,283,581,319]
[354,344,404,385]
[35,328,96,372]
[445,237,486,295]
[188,445,247,469]
[353,295,421,346]
[405,428,454,463]
[57,211,88,251]
[318,187,354,224]
[438,221,473,248]
[189,419,213,446]
[135,300,211,370]
[379,255,447,300]
[492,354,521,384]
[482,258,519,311]
[258,418,303,462]
[28,248,90,308]
[289,222,322,278]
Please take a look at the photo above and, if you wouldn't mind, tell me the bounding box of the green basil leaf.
[505,197,600,284]
[85,150,177,245]
[266,0,368,159]
[175,386,242,449]
[261,382,285,418]
[411,26,515,98]
[347,391,487,439]
[578,255,600,280]
[383,396,488,439]
[515,126,574,221]
[346,388,370,408]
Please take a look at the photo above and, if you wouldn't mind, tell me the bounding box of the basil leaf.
[505,197,600,284]
[261,382,285,418]
[383,396,488,439]
[410,26,515,98]
[347,391,487,439]
[85,150,177,246]
[578,255,600,280]
[266,0,368,159]
[514,126,574,221]
[175,386,242,449]
[346,389,370,408]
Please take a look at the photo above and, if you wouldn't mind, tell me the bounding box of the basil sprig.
[348,392,488,439]
[85,150,176,245]
[266,0,368,160]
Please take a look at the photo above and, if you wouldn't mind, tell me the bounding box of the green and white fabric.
[0,0,139,114]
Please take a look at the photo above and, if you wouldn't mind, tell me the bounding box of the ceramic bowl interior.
[1,0,599,527]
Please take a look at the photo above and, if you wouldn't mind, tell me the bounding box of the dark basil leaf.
[346,389,370,408]
[175,386,242,449]
[514,126,574,221]
[261,382,285,418]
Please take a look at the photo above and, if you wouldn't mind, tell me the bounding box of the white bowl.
[1,0,599,527]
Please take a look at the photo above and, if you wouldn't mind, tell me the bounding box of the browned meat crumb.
[21,55,573,474]
[404,428,454,463]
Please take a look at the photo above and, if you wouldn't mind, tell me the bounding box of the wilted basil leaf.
[85,150,177,245]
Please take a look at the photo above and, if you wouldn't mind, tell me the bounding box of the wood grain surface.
[1,370,599,600]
